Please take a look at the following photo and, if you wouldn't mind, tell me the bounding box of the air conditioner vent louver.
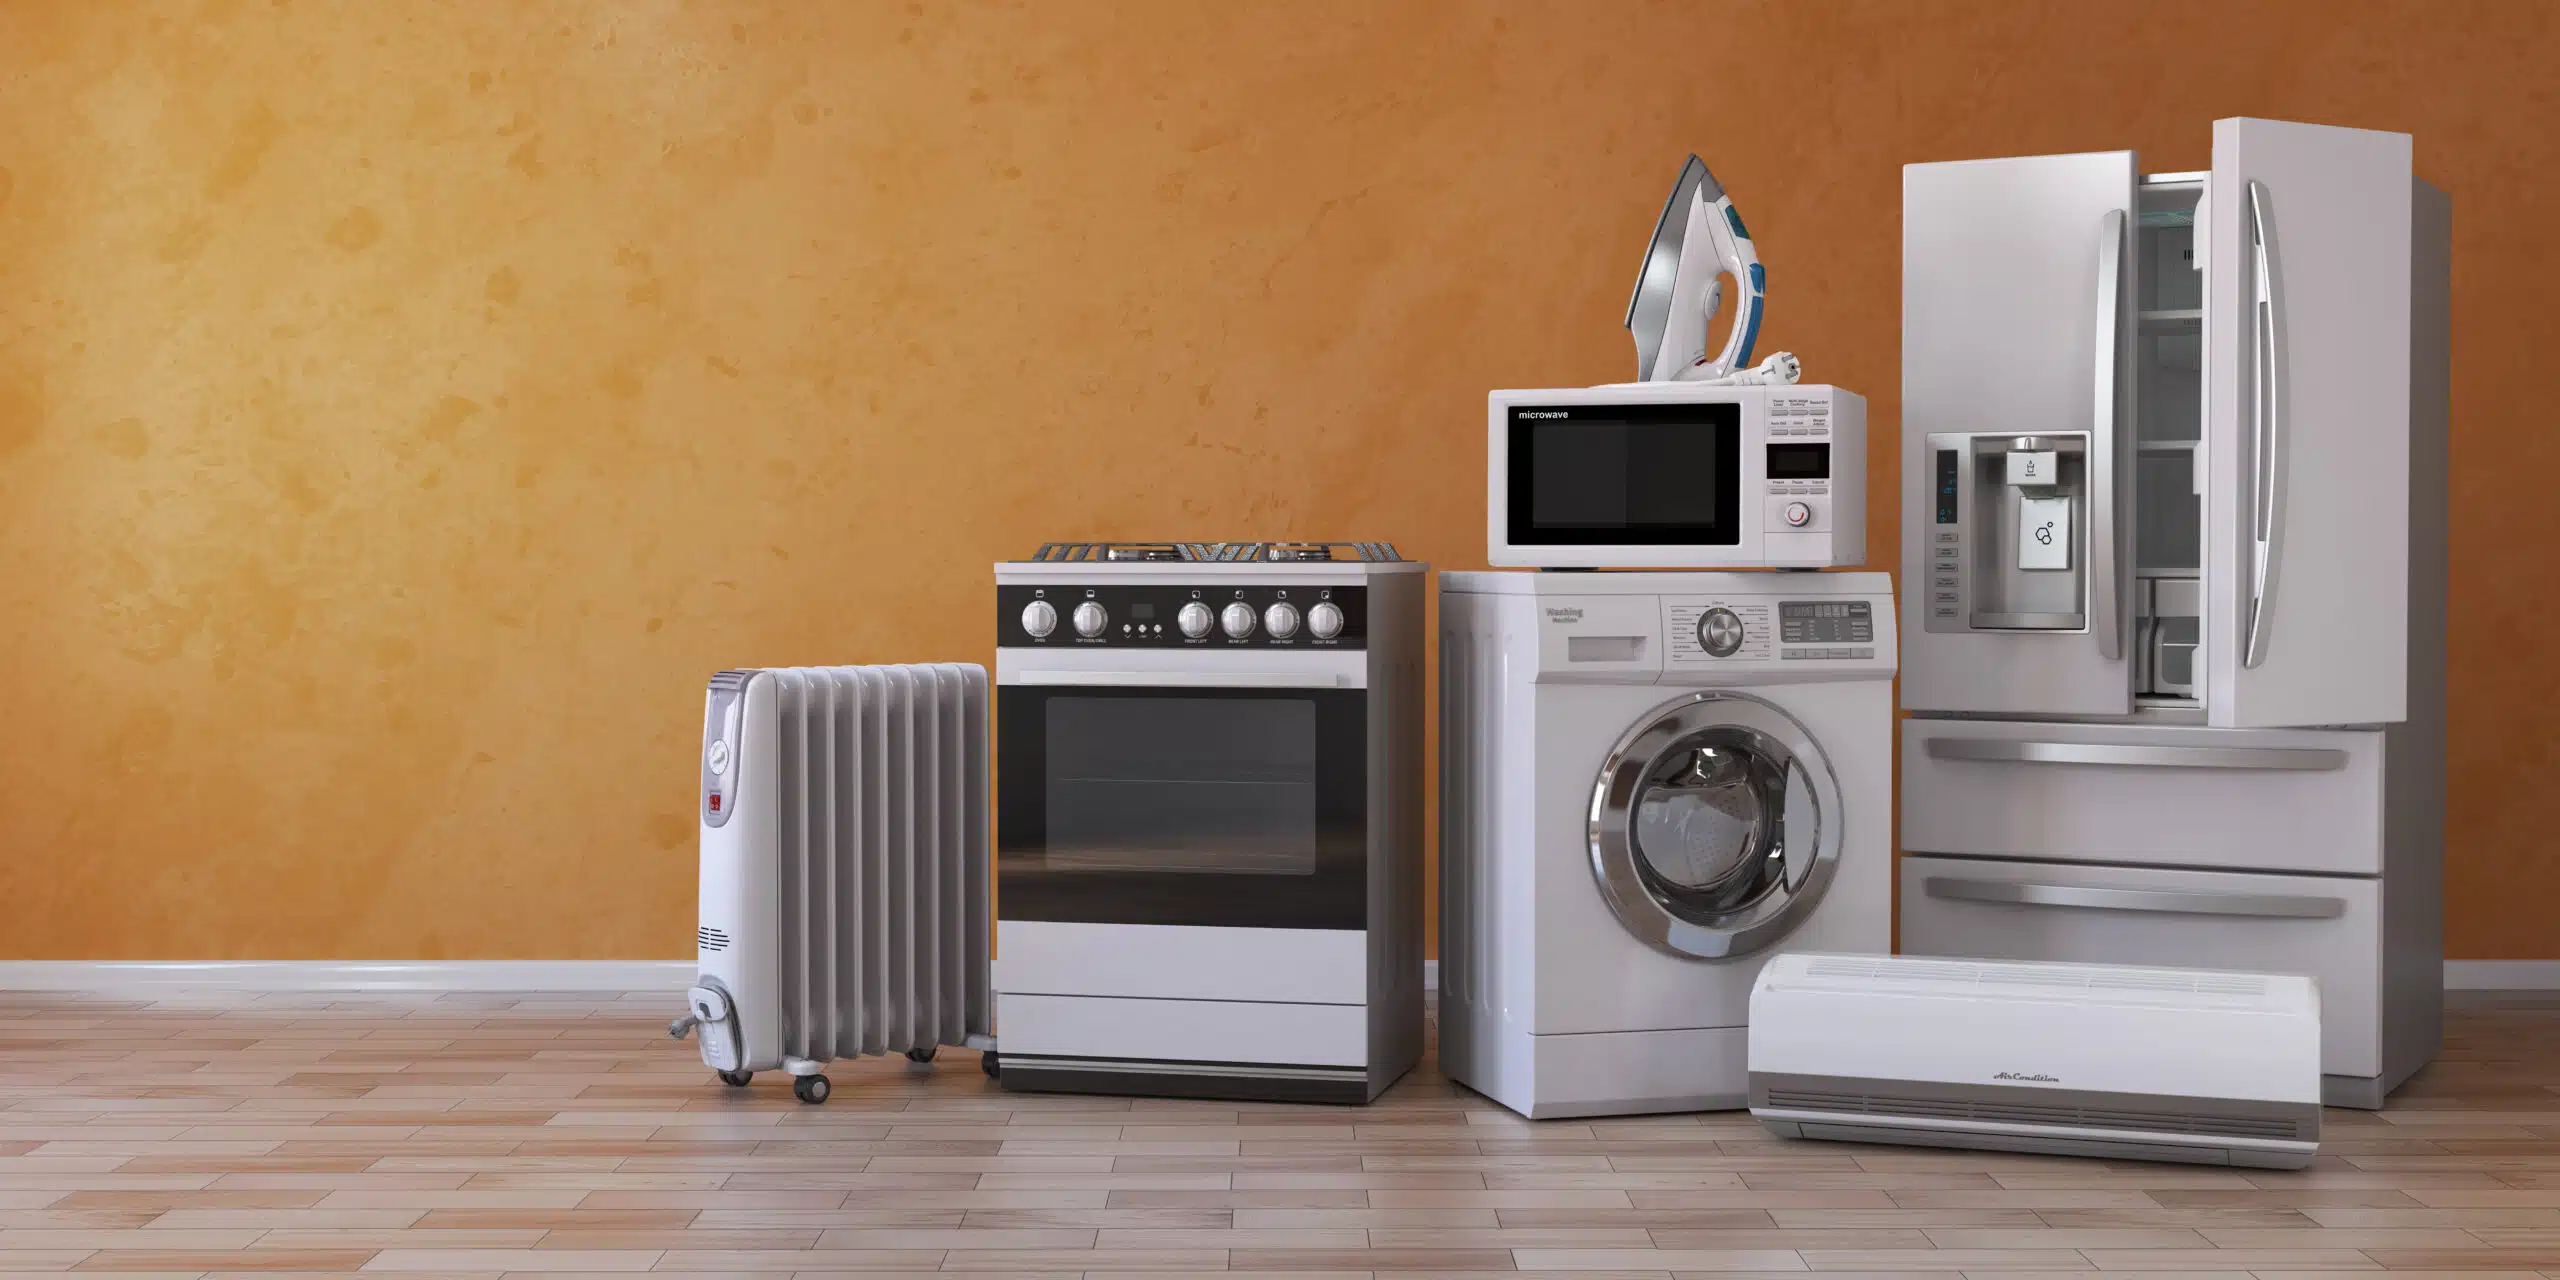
[1760,1088,2307,1142]
[697,926,730,953]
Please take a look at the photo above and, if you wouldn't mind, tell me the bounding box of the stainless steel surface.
[1921,736,2348,771]
[1921,876,2349,920]
[2092,207,2127,663]
[2244,179,2285,669]
[1625,156,1713,380]
[1969,611,2090,630]
[1262,601,1301,639]
[1019,600,1057,639]
[1587,691,1843,961]
[1306,601,1344,640]
[1220,601,1257,639]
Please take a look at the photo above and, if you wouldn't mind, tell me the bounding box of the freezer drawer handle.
[1923,877,2348,920]
[1922,737,2346,771]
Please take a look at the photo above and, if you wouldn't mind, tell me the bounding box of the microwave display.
[1508,402,1741,545]
[1767,441,1830,479]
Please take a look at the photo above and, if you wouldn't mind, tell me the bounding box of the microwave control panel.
[999,583,1367,649]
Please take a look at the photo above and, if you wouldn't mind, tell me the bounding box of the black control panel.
[999,583,1367,649]
[1935,448,1961,524]
[1780,600,1875,645]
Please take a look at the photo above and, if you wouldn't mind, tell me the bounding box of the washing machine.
[1437,570,1895,1118]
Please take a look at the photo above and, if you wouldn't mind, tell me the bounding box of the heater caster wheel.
[793,1074,831,1104]
[981,1051,1001,1079]
[905,1047,937,1064]
[716,1069,752,1088]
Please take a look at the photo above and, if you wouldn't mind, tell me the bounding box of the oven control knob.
[1698,607,1745,657]
[1263,601,1301,639]
[1177,601,1214,638]
[1784,501,1813,528]
[1307,601,1344,640]
[1019,600,1057,639]
[1220,601,1258,639]
[1072,601,1109,638]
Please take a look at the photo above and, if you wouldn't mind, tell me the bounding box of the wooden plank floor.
[4,990,2558,1278]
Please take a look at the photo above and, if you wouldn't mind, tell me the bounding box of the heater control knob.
[1264,602,1301,639]
[1072,601,1109,638]
[1020,600,1057,639]
[1784,501,1814,528]
[1177,601,1215,638]
[1221,601,1258,639]
[1307,601,1345,640]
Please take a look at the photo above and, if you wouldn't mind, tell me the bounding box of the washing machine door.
[1588,691,1842,961]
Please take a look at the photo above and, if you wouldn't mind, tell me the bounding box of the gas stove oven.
[992,542,1427,1103]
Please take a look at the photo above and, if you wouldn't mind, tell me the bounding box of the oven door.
[997,671,1369,932]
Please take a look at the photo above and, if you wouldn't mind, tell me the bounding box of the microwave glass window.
[1044,696,1316,876]
[1767,441,1830,479]
[1509,402,1741,545]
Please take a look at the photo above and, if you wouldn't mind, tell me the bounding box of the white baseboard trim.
[0,961,697,992]
[2444,960,2560,990]
[3,957,2542,993]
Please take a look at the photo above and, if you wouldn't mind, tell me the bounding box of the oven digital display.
[1508,402,1742,545]
[1767,441,1830,480]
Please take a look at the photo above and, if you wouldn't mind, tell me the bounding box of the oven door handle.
[1010,669,1353,690]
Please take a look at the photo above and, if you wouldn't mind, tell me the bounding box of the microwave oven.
[1487,383,1866,569]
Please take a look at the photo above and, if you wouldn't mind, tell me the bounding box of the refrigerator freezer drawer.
[1900,855,2380,1078]
[1901,720,2383,875]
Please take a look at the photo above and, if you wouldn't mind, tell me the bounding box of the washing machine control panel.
[1666,600,1777,664]
[1664,596,1891,670]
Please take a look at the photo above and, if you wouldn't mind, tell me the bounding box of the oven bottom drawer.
[1899,855,2382,1080]
[997,992,1367,1068]
[995,920,1366,1004]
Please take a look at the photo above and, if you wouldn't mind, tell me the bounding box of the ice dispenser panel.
[1923,432,2091,635]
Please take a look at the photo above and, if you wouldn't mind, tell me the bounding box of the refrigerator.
[1895,117,2448,1109]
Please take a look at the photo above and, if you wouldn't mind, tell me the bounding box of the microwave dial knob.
[1220,601,1258,639]
[1784,501,1813,528]
[1263,601,1301,639]
[1019,600,1057,639]
[1176,601,1214,638]
[1072,601,1109,638]
[1698,607,1745,657]
[1307,600,1344,640]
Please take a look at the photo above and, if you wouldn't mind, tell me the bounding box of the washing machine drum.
[1589,691,1843,960]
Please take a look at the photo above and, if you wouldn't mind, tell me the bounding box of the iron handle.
[1922,737,2346,771]
[2091,207,2126,663]
[1923,876,2347,920]
[2244,179,2286,669]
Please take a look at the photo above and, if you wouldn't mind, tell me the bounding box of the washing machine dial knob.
[1176,601,1214,638]
[1220,601,1258,638]
[1698,607,1745,657]
[1072,600,1109,638]
[1019,600,1057,639]
[1306,601,1344,640]
[1263,601,1301,639]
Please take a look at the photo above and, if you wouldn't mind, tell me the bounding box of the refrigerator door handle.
[2091,208,2125,663]
[1923,876,2348,920]
[2243,179,2286,669]
[1921,736,2348,771]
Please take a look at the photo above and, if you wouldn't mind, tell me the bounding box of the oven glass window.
[1509,402,1742,545]
[1046,696,1316,875]
[998,686,1368,931]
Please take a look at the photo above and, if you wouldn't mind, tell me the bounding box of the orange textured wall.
[2,1,2552,960]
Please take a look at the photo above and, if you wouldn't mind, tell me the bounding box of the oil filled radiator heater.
[670,664,995,1103]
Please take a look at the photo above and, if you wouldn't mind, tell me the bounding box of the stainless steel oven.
[989,543,1426,1104]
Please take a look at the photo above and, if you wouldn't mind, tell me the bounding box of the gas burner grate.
[1028,541,1402,563]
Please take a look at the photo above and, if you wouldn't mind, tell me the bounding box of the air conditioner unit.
[1748,953,2321,1169]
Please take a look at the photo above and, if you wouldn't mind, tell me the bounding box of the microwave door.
[2202,119,2414,729]
[1900,150,2136,717]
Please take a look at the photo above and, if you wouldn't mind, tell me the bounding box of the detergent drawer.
[1900,719,2383,875]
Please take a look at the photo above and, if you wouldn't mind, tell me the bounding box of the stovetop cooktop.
[1023,541,1403,564]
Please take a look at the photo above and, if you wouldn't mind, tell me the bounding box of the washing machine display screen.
[1509,402,1741,545]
